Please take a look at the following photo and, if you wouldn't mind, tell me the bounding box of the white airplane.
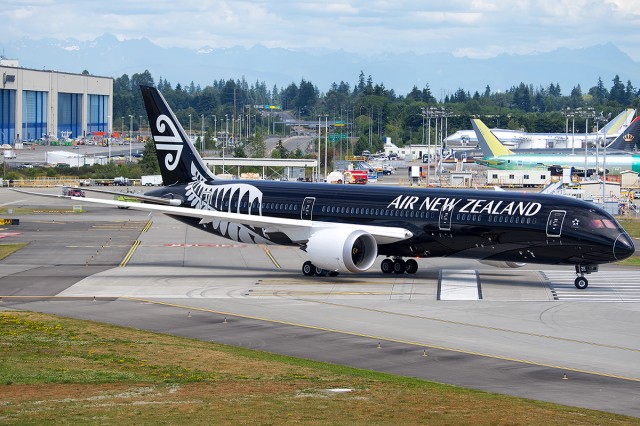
[446,109,636,150]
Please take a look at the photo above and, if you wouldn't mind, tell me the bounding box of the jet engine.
[478,260,526,268]
[305,228,378,273]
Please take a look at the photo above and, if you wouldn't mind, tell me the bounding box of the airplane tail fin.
[602,108,636,137]
[471,119,514,157]
[606,116,640,151]
[140,85,216,186]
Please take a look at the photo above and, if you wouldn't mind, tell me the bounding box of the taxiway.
[1,188,640,417]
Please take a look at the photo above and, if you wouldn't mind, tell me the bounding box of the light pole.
[600,112,611,204]
[324,115,328,181]
[317,115,321,181]
[139,115,142,141]
[189,114,192,144]
[128,115,133,163]
[224,114,228,174]
[563,108,576,155]
[582,108,594,180]
[107,115,111,163]
[212,115,217,147]
[201,114,204,152]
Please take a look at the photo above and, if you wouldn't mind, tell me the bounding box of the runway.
[2,188,640,417]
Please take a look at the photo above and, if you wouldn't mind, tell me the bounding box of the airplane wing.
[11,189,412,245]
[72,186,183,206]
[474,158,506,167]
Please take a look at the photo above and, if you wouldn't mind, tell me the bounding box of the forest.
[113,69,640,158]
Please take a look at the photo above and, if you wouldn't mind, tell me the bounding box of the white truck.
[3,150,16,160]
[113,176,132,186]
[141,175,163,186]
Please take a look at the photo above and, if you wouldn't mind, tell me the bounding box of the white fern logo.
[154,114,183,171]
[186,163,269,244]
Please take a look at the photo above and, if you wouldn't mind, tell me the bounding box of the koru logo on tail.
[154,114,183,171]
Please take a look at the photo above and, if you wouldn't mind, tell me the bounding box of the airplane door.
[546,210,566,237]
[301,197,315,220]
[439,208,452,231]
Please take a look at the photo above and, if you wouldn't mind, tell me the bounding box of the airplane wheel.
[393,259,406,274]
[405,259,418,274]
[328,271,340,277]
[381,258,394,274]
[574,276,588,290]
[302,261,315,277]
[314,266,328,277]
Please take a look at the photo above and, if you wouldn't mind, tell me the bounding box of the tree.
[353,135,370,155]
[281,83,298,112]
[293,79,318,116]
[138,140,160,175]
[610,75,626,104]
[233,145,246,158]
[588,77,607,104]
[569,85,583,108]
[247,132,266,158]
[272,140,289,159]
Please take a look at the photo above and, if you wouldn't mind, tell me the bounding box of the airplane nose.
[614,233,635,261]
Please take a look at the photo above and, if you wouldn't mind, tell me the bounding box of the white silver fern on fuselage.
[185,163,270,244]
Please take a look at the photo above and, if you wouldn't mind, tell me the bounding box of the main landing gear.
[302,261,339,277]
[574,264,598,289]
[380,257,418,275]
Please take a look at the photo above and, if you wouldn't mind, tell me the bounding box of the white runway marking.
[438,270,480,300]
[542,271,640,302]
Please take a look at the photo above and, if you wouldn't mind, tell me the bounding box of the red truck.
[344,169,368,184]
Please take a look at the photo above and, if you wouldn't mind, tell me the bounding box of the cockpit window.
[590,219,618,229]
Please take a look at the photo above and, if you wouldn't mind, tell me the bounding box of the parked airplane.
[15,86,635,289]
[446,108,636,149]
[472,117,640,175]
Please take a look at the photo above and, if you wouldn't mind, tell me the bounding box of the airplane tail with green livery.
[603,108,636,140]
[471,118,514,158]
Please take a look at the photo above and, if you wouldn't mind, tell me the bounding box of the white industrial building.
[0,58,113,145]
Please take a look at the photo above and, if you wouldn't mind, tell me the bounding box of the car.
[63,188,85,197]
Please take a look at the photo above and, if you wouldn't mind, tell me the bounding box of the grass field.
[615,220,640,266]
[0,243,27,261]
[0,311,634,425]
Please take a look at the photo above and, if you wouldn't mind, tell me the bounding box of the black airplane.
[19,86,636,289]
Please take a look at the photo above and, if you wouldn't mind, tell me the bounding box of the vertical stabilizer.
[471,119,514,157]
[602,108,636,137]
[140,85,216,186]
[607,116,640,151]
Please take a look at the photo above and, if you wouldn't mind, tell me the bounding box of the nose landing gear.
[574,264,598,289]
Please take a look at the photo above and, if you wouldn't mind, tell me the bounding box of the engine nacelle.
[306,228,378,273]
[478,260,526,269]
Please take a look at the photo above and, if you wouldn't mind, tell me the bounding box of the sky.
[3,0,640,61]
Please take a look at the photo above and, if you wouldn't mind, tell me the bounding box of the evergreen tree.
[610,75,626,104]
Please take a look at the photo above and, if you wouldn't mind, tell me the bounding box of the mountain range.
[4,34,640,98]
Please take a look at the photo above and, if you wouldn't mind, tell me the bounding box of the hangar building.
[0,58,113,145]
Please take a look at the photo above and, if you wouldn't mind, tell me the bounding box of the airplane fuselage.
[476,153,640,175]
[148,180,633,267]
